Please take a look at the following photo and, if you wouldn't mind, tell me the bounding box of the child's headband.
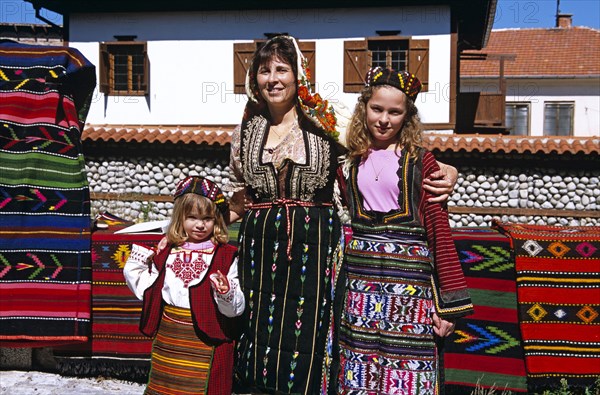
[365,67,422,101]
[173,176,229,217]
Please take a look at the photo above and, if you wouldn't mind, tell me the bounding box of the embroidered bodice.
[229,115,341,204]
[347,147,425,233]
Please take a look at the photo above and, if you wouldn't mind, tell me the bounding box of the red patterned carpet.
[55,213,159,381]
[495,222,600,393]
[445,227,527,394]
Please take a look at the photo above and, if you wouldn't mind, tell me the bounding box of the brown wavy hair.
[166,194,228,246]
[345,85,423,162]
[247,36,298,110]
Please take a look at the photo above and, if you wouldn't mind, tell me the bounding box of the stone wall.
[84,141,600,227]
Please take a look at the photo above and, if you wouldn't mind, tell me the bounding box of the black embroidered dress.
[230,114,344,394]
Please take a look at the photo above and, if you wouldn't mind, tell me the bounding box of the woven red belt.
[250,199,333,260]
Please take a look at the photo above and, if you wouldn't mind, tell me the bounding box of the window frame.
[543,101,575,136]
[343,36,429,93]
[233,40,316,95]
[99,41,149,96]
[505,102,531,136]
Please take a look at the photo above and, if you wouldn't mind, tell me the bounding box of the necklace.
[270,118,297,139]
[265,119,297,153]
[369,155,385,181]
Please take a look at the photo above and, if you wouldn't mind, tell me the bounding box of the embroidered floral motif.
[297,58,339,140]
[167,251,208,287]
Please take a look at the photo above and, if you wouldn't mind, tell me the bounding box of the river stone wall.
[84,142,599,227]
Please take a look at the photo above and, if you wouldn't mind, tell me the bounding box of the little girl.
[124,176,244,395]
[338,67,473,394]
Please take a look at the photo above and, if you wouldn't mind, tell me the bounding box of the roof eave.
[462,74,600,79]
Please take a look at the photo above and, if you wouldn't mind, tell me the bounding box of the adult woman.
[227,35,344,394]
[226,36,458,394]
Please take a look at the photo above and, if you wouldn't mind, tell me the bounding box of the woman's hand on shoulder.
[156,237,169,253]
[424,161,458,203]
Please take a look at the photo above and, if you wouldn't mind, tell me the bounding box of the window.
[233,40,316,94]
[543,102,574,136]
[369,40,408,71]
[344,37,429,93]
[505,102,530,135]
[99,42,149,95]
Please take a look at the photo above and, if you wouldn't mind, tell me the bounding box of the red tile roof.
[83,125,234,146]
[421,133,598,155]
[82,124,599,155]
[461,27,600,77]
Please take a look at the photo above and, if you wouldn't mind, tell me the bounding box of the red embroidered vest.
[139,243,240,343]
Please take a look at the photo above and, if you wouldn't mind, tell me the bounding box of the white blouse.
[123,243,245,318]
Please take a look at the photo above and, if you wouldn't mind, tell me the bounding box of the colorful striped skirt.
[145,305,217,395]
[338,233,438,395]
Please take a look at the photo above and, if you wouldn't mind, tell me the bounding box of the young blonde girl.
[338,67,473,394]
[124,176,244,395]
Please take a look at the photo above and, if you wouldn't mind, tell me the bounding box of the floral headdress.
[365,66,422,101]
[245,35,339,141]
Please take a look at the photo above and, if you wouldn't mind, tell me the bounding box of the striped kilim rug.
[56,217,240,381]
[445,227,527,394]
[495,222,600,393]
[0,42,96,345]
[55,214,160,380]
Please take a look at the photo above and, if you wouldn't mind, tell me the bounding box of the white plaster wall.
[461,78,600,136]
[68,6,453,126]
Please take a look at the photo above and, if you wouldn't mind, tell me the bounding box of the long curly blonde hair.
[166,194,228,246]
[345,85,423,162]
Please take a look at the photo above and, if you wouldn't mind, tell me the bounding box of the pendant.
[375,176,379,181]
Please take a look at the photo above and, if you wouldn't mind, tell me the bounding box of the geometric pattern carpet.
[0,42,96,346]
[445,227,527,394]
[55,213,160,381]
[494,222,600,393]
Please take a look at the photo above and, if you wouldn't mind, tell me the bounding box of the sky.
[1,0,599,29]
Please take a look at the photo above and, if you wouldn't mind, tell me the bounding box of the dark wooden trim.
[449,32,457,125]
[91,192,174,202]
[449,206,600,219]
[90,193,599,219]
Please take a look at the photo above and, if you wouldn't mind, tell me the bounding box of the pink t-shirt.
[357,149,401,212]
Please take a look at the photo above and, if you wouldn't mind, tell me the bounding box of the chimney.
[556,13,573,28]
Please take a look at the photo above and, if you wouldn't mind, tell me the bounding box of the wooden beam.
[91,192,174,202]
[449,206,600,219]
[91,192,599,219]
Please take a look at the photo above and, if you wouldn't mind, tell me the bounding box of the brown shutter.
[233,42,257,94]
[409,39,429,92]
[99,43,109,93]
[142,44,149,94]
[298,41,316,85]
[344,40,368,93]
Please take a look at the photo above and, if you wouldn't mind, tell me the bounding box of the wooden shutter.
[99,43,109,93]
[142,45,149,94]
[298,41,316,85]
[344,40,368,93]
[409,39,429,92]
[233,42,256,94]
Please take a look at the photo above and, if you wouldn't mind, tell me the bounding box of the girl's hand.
[432,312,456,337]
[209,270,230,293]
[424,162,458,203]
[156,237,168,253]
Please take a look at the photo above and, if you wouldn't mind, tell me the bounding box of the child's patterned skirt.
[145,304,232,395]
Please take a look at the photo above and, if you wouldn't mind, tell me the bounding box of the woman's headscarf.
[244,35,340,141]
